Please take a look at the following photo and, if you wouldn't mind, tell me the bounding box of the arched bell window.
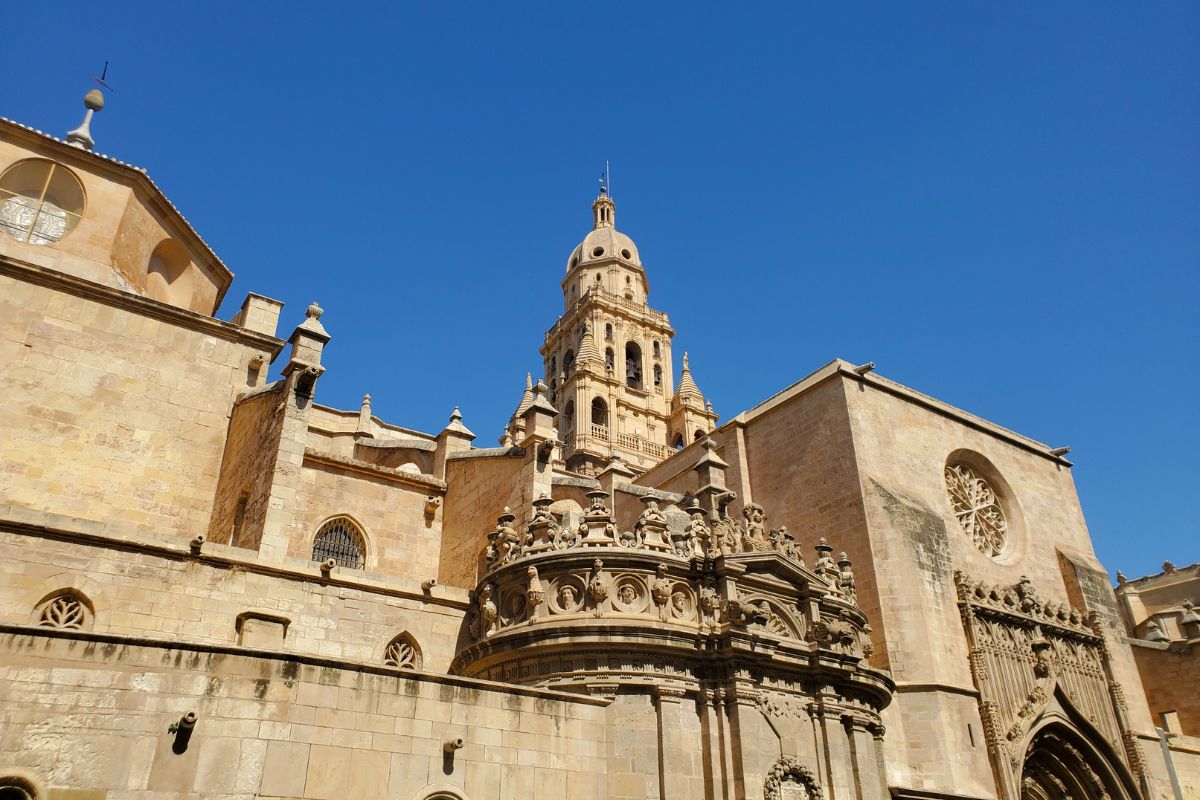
[605,347,614,371]
[625,342,643,389]
[591,398,608,427]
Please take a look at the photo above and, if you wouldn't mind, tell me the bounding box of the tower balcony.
[562,426,672,462]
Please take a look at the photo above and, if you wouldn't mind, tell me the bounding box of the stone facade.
[0,101,1197,799]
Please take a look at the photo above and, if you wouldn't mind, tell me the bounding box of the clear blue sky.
[4,4,1196,579]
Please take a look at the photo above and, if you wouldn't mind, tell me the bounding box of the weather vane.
[92,61,113,92]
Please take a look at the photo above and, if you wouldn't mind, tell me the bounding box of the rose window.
[945,464,1008,557]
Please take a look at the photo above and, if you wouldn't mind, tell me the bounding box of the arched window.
[605,347,614,371]
[625,342,643,389]
[605,323,613,341]
[564,349,575,376]
[0,158,86,244]
[653,364,662,388]
[564,399,575,424]
[673,433,685,450]
[230,489,250,547]
[312,517,365,569]
[652,340,661,359]
[694,430,705,441]
[549,356,557,377]
[384,633,422,669]
[591,398,608,427]
[36,590,93,630]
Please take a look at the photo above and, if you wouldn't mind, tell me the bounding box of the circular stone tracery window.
[945,463,1008,557]
[0,159,86,245]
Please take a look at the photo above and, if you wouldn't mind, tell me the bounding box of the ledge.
[303,449,446,490]
[0,507,470,610]
[0,623,611,707]
[0,253,284,356]
[447,446,524,461]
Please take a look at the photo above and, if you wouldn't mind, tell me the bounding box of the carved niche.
[763,757,824,800]
[955,571,1143,799]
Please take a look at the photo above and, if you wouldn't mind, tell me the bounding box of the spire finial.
[525,372,533,390]
[683,352,689,370]
[66,88,105,150]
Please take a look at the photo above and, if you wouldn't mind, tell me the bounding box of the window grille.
[312,517,365,569]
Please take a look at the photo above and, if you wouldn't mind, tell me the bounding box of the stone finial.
[676,352,703,405]
[283,300,331,391]
[1163,561,1177,574]
[300,301,327,333]
[1115,570,1128,586]
[356,393,374,438]
[66,88,105,150]
[442,405,475,439]
[515,373,535,418]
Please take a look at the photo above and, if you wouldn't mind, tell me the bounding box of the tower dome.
[565,188,642,272]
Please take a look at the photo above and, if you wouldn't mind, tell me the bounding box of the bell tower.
[537,188,717,475]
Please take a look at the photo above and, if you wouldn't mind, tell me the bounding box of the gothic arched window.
[591,398,608,427]
[384,633,421,670]
[312,517,365,569]
[625,342,643,389]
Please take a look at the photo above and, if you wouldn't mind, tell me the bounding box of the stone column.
[654,686,693,799]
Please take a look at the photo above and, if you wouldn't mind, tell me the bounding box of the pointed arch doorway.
[1020,724,1137,800]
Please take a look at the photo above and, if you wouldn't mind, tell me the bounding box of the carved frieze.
[954,571,1143,797]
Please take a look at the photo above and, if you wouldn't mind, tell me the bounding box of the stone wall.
[0,518,468,673]
[439,453,524,589]
[288,458,444,582]
[1131,641,1200,735]
[0,268,276,543]
[207,383,288,549]
[0,628,609,800]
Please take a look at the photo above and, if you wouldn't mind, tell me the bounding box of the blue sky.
[4,4,1196,579]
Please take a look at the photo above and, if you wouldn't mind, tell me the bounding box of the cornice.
[0,253,283,356]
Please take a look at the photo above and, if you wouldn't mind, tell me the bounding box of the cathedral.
[0,90,1196,800]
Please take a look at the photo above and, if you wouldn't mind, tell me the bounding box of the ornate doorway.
[1021,725,1133,800]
